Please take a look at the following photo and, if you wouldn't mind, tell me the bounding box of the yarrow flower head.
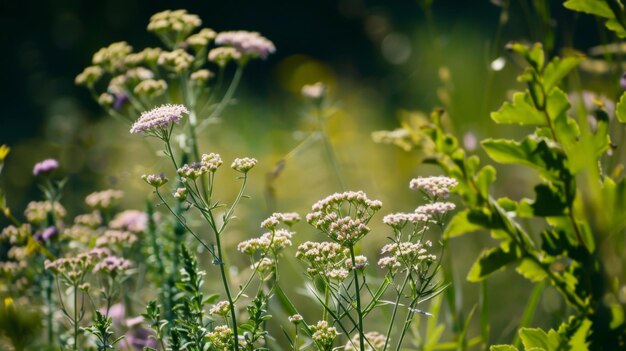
[130,104,189,137]
[208,47,242,67]
[174,187,187,201]
[25,201,66,224]
[288,314,303,324]
[177,153,222,180]
[231,157,257,173]
[307,191,382,246]
[237,229,293,255]
[344,331,386,351]
[147,9,201,41]
[33,158,59,176]
[85,189,124,210]
[142,173,169,188]
[93,256,132,276]
[109,210,149,233]
[209,300,231,317]
[311,320,339,348]
[261,212,301,229]
[415,202,456,216]
[215,31,276,60]
[409,176,458,199]
[378,241,436,274]
[206,325,233,349]
[382,212,430,230]
[296,241,350,278]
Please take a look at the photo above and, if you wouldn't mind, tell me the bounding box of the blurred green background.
[0,0,618,346]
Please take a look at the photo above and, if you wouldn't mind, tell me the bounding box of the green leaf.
[564,0,614,18]
[605,18,626,38]
[616,91,626,123]
[444,210,485,239]
[531,183,568,216]
[490,346,518,351]
[467,244,521,282]
[507,42,545,70]
[491,92,546,125]
[569,319,591,351]
[475,165,496,198]
[519,328,562,351]
[516,259,548,282]
[544,56,585,93]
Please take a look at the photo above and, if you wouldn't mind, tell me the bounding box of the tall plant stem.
[215,234,239,351]
[383,273,410,351]
[349,245,365,351]
[46,273,54,348]
[73,284,79,351]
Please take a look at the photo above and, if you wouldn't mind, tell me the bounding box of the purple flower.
[113,93,129,110]
[41,226,58,241]
[33,159,59,176]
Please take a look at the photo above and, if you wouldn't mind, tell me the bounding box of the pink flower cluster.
[130,104,189,135]
[215,31,276,59]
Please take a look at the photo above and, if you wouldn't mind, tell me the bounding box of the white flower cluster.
[250,257,274,273]
[174,187,187,201]
[378,241,436,272]
[93,256,132,275]
[215,31,276,59]
[206,325,233,349]
[344,331,387,351]
[142,173,169,188]
[208,47,242,67]
[345,255,368,270]
[74,211,102,228]
[231,157,257,173]
[382,212,430,229]
[24,201,66,224]
[91,41,132,71]
[409,176,458,199]
[45,248,111,282]
[109,210,149,233]
[147,9,201,38]
[209,301,231,316]
[415,202,456,216]
[134,79,167,97]
[296,241,353,279]
[95,230,138,248]
[311,320,339,347]
[301,82,326,99]
[288,314,303,324]
[177,153,223,179]
[158,49,194,72]
[310,191,382,213]
[237,229,293,255]
[307,211,370,245]
[260,212,301,229]
[187,28,217,48]
[130,104,189,135]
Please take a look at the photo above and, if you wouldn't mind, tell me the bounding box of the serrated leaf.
[467,244,521,282]
[616,92,626,123]
[519,328,562,351]
[564,0,614,18]
[444,210,485,239]
[544,56,585,92]
[491,92,546,125]
[475,165,496,198]
[516,259,548,282]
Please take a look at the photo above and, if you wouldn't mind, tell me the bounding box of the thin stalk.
[198,65,244,132]
[317,107,346,191]
[349,245,365,351]
[382,272,411,351]
[215,235,239,350]
[46,273,54,348]
[73,284,79,351]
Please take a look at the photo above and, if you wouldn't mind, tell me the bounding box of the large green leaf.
[564,0,614,18]
[467,244,521,282]
[516,259,548,282]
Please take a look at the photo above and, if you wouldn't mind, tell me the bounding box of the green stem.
[349,245,365,351]
[197,65,244,132]
[383,272,410,351]
[317,108,346,191]
[74,284,79,351]
[215,234,239,350]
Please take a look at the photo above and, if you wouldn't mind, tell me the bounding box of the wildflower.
[301,82,326,99]
[231,157,257,173]
[93,256,132,275]
[237,229,293,255]
[409,176,458,199]
[75,66,103,86]
[24,201,66,224]
[85,189,124,209]
[0,224,31,245]
[260,212,301,229]
[344,331,386,351]
[327,267,349,280]
[147,9,201,40]
[142,173,169,188]
[209,301,231,316]
[157,49,194,72]
[133,79,167,97]
[378,241,436,273]
[382,212,429,229]
[345,255,368,270]
[174,187,187,201]
[32,158,59,176]
[296,241,350,277]
[130,104,189,136]
[190,69,214,83]
[40,226,58,241]
[311,320,339,348]
[92,41,133,71]
[415,202,456,216]
[208,47,242,67]
[125,67,154,81]
[187,28,217,49]
[109,210,149,233]
[250,257,274,273]
[98,93,114,106]
[96,230,138,247]
[288,314,303,324]
[177,153,222,179]
[206,325,233,349]
[215,31,276,60]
